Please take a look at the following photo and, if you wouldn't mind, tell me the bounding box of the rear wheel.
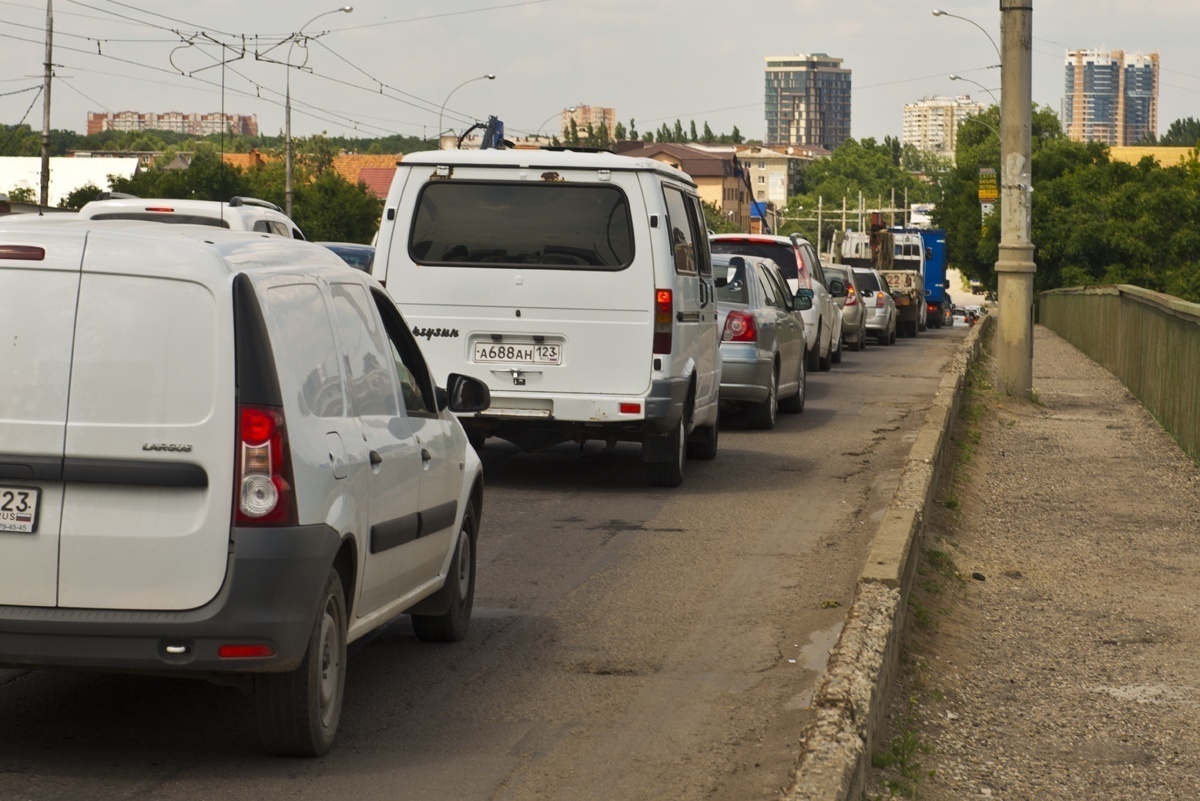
[412,501,477,642]
[831,334,843,364]
[746,365,778,430]
[256,570,347,757]
[647,417,686,487]
[806,326,821,372]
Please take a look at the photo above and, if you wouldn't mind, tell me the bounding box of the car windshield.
[853,270,881,293]
[711,240,798,281]
[408,181,634,270]
[322,244,373,271]
[88,212,229,228]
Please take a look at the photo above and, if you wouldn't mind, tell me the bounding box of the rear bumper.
[719,349,772,404]
[464,380,689,433]
[0,524,341,675]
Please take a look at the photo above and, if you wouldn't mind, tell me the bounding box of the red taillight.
[144,206,175,213]
[234,404,297,526]
[218,644,276,659]
[722,310,757,342]
[653,289,673,354]
[845,288,859,306]
[619,402,642,414]
[875,292,886,308]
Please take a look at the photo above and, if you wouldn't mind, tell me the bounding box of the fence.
[1039,285,1200,465]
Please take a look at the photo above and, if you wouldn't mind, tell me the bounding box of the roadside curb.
[785,318,990,800]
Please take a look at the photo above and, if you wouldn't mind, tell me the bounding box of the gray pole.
[996,0,1035,397]
[39,0,52,209]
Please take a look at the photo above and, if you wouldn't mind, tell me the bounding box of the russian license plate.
[0,485,40,534]
[473,341,561,365]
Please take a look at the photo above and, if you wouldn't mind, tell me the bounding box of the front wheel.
[256,570,347,757]
[412,501,478,642]
[687,419,719,460]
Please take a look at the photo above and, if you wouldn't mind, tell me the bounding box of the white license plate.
[0,485,40,534]
[473,341,561,365]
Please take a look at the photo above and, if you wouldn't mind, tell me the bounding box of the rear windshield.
[710,240,797,281]
[409,181,634,270]
[714,258,750,304]
[853,270,881,293]
[88,213,229,228]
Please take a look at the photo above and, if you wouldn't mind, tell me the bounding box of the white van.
[371,149,722,486]
[0,220,490,756]
[76,193,306,240]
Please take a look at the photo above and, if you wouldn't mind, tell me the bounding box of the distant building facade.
[87,111,259,137]
[764,54,852,150]
[902,95,986,162]
[1063,49,1159,146]
[563,105,618,138]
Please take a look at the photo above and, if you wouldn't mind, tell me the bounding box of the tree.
[1158,117,1200,147]
[58,183,101,210]
[594,123,610,148]
[614,121,627,141]
[672,119,685,143]
[629,118,638,140]
[702,200,739,234]
[702,122,715,144]
[882,135,902,166]
[731,126,743,144]
[6,186,35,203]
[689,120,698,142]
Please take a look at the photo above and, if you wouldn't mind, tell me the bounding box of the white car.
[76,193,306,239]
[0,219,490,756]
[710,233,841,371]
[371,148,722,487]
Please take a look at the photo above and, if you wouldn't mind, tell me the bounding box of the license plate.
[0,485,40,534]
[473,341,561,365]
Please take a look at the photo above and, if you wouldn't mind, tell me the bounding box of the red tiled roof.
[358,167,397,199]
[618,143,736,178]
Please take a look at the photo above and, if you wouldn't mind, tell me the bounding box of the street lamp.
[437,74,496,144]
[931,9,1001,62]
[285,5,352,218]
[949,74,1000,107]
[536,107,576,140]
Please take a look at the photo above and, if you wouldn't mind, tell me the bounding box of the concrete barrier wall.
[1040,285,1200,465]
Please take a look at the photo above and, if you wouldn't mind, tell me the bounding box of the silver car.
[714,254,809,429]
[851,267,898,346]
[825,263,868,352]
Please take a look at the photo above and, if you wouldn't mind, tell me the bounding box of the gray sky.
[1,0,1197,146]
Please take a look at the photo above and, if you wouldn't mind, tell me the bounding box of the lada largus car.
[76,193,306,239]
[370,148,722,487]
[0,220,490,756]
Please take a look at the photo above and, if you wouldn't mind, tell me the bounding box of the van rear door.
[0,231,86,607]
[56,231,236,611]
[393,167,652,398]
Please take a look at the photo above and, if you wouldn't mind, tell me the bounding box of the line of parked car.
[0,148,917,758]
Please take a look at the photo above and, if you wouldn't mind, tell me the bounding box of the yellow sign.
[978,167,998,202]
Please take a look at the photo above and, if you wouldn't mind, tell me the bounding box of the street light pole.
[995,0,1035,397]
[535,106,575,140]
[285,5,352,219]
[437,74,496,148]
[932,9,1001,62]
[948,73,1000,107]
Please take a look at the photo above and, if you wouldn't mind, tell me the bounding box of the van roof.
[401,148,697,187]
[0,218,345,277]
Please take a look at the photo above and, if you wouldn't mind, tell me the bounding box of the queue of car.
[0,148,945,758]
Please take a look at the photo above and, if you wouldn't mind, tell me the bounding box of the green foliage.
[702,200,739,234]
[1153,117,1200,147]
[6,186,36,203]
[289,170,383,243]
[58,183,101,210]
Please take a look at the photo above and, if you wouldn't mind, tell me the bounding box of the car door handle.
[369,450,383,466]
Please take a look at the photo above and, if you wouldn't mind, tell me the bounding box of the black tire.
[889,326,897,345]
[806,326,821,372]
[466,430,486,452]
[256,570,347,757]
[779,356,805,414]
[686,419,719,460]
[412,502,478,642]
[647,417,686,487]
[818,340,832,371]
[831,335,843,364]
[746,366,778,430]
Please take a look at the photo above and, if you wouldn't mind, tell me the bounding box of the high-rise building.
[1063,49,1159,146]
[764,54,851,150]
[563,105,617,139]
[86,111,259,137]
[902,95,986,163]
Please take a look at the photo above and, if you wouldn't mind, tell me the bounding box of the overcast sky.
[1,0,1197,147]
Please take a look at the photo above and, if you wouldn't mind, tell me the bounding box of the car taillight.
[875,292,886,308]
[234,404,297,526]
[845,288,859,306]
[653,289,673,354]
[722,310,757,342]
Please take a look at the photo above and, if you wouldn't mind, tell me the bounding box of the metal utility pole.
[40,0,53,209]
[995,0,1035,397]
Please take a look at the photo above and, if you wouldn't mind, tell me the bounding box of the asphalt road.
[0,323,970,801]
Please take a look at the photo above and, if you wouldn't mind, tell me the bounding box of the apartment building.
[86,111,259,137]
[1063,49,1159,146]
[902,95,986,162]
[764,54,852,150]
[563,105,618,138]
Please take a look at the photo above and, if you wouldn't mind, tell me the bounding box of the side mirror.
[943,279,951,289]
[444,373,491,413]
[828,279,846,298]
[793,287,814,311]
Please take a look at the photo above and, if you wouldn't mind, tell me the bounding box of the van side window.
[662,187,696,275]
[253,220,273,234]
[688,196,712,278]
[263,283,345,417]
[370,290,437,417]
[329,283,399,417]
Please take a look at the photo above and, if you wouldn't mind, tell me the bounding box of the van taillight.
[234,404,297,526]
[653,289,673,354]
[722,310,757,342]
